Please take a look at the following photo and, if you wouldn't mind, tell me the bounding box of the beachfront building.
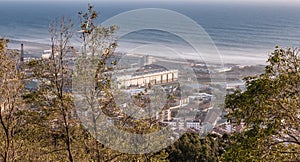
[116,64,178,88]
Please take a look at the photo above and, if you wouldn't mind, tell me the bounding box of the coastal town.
[17,43,264,137]
[1,1,300,160]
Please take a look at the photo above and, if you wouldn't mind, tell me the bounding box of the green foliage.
[166,133,228,162]
[223,46,300,161]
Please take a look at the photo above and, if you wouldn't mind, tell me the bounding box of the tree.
[75,4,121,161]
[166,132,227,162]
[78,3,98,57]
[223,47,300,161]
[49,17,75,162]
[26,17,79,161]
[0,38,25,161]
[74,4,172,161]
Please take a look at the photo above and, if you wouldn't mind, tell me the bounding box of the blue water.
[1,1,300,64]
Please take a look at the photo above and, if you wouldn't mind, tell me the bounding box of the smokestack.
[20,43,24,62]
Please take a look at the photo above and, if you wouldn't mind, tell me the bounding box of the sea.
[1,1,300,65]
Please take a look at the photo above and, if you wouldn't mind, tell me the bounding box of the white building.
[163,119,201,130]
[116,65,178,88]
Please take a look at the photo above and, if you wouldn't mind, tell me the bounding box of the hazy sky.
[2,0,300,4]
[97,0,300,2]
[102,0,300,5]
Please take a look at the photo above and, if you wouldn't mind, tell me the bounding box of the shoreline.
[7,38,268,66]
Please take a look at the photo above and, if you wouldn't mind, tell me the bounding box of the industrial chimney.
[20,43,24,63]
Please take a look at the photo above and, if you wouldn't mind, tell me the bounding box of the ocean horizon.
[1,1,300,65]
